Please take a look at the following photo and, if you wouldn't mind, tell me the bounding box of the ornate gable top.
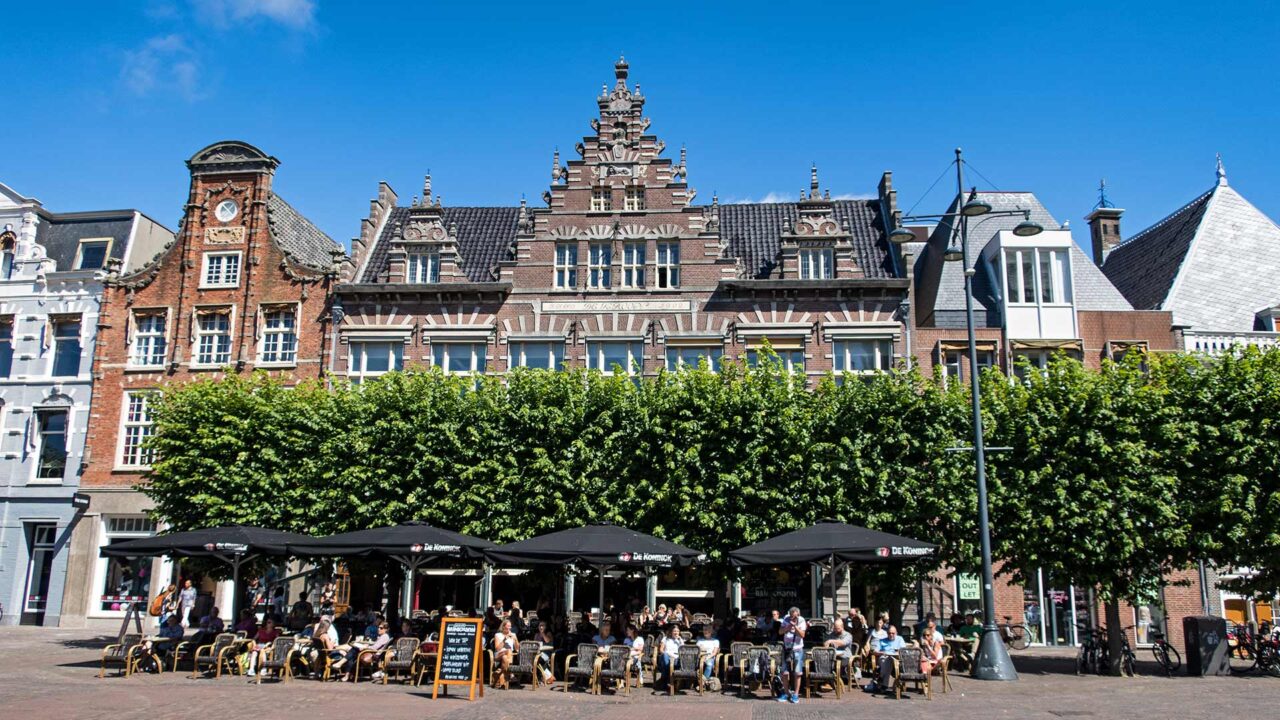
[187,140,280,176]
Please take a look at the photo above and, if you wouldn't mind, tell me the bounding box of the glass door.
[1042,569,1078,646]
[21,524,57,625]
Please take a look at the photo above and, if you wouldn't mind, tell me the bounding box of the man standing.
[776,606,806,704]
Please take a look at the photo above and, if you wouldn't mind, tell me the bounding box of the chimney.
[1085,179,1123,266]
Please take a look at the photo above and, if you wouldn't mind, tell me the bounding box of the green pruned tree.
[984,353,1191,674]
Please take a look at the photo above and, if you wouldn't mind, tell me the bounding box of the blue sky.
[3,1,1277,258]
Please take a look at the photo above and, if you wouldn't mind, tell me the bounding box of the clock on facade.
[214,200,239,223]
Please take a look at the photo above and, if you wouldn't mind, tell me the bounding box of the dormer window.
[798,248,834,280]
[591,188,612,212]
[407,251,440,283]
[1003,248,1071,305]
[76,239,111,270]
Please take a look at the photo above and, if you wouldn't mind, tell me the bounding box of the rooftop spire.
[615,54,629,82]
[1094,178,1114,209]
[1216,153,1228,186]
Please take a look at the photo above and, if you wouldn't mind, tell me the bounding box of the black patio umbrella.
[287,521,494,616]
[485,522,705,619]
[101,525,311,620]
[728,520,938,617]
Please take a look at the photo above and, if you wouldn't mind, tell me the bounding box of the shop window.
[98,517,157,613]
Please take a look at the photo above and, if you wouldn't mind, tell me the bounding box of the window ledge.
[26,479,65,486]
[255,362,298,369]
[198,284,241,291]
[124,364,167,373]
[188,364,230,371]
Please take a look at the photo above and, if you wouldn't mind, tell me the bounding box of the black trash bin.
[1183,615,1230,676]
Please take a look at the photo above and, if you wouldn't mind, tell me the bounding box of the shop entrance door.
[1041,570,1079,646]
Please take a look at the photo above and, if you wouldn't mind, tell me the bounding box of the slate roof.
[359,200,893,284]
[915,191,1131,320]
[717,200,894,279]
[1104,181,1280,330]
[359,206,521,282]
[1101,190,1212,312]
[33,210,138,272]
[266,194,344,272]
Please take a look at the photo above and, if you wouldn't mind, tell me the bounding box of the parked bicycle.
[1149,627,1181,676]
[1076,624,1136,676]
[999,615,1031,650]
[1228,624,1280,676]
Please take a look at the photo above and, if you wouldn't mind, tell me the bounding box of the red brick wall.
[82,149,333,490]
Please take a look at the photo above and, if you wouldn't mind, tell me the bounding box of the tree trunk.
[1105,598,1125,677]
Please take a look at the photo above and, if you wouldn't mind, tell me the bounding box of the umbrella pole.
[598,567,606,626]
[829,553,837,621]
[231,554,243,622]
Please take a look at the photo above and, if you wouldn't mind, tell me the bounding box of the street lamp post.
[891,148,1042,681]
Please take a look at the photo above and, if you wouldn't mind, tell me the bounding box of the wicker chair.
[506,642,542,689]
[893,646,931,699]
[931,643,952,693]
[189,633,238,679]
[720,641,752,685]
[257,637,298,684]
[594,645,632,695]
[739,645,774,698]
[99,634,145,678]
[636,635,658,686]
[804,647,842,698]
[807,621,829,646]
[562,643,599,693]
[668,644,705,695]
[377,636,422,684]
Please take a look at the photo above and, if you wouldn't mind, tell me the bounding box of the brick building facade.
[57,141,342,626]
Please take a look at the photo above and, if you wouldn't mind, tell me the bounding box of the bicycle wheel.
[1121,649,1136,677]
[1076,645,1089,675]
[1007,624,1030,651]
[1151,645,1170,674]
[1164,644,1181,673]
[1229,642,1257,674]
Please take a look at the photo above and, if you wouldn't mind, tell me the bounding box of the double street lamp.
[891,148,1042,681]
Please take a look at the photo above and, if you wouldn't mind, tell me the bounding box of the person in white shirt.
[491,619,519,689]
[695,624,720,679]
[777,607,807,704]
[624,625,646,683]
[657,623,682,689]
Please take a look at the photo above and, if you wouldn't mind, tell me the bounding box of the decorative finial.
[1216,153,1228,186]
[423,173,432,201]
[435,194,442,207]
[615,54,629,81]
[810,164,819,199]
[551,148,562,183]
[711,192,718,207]
[411,195,419,207]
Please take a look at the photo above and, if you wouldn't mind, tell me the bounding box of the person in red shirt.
[246,618,281,676]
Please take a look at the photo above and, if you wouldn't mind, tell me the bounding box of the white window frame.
[624,187,645,211]
[258,307,298,365]
[22,523,57,613]
[407,251,440,283]
[129,311,168,368]
[117,391,157,469]
[75,238,112,270]
[665,345,724,372]
[588,243,612,289]
[746,348,806,374]
[49,316,82,378]
[941,349,997,385]
[591,187,612,212]
[656,242,680,289]
[621,242,645,288]
[348,339,405,383]
[833,338,894,375]
[1005,248,1071,306]
[586,341,642,376]
[192,310,233,367]
[798,248,835,280]
[32,407,70,482]
[200,251,242,289]
[431,341,487,376]
[92,515,160,617]
[554,243,578,289]
[509,341,565,371]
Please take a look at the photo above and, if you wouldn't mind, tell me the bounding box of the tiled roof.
[267,194,344,272]
[1101,189,1213,311]
[1105,183,1280,331]
[359,199,893,284]
[34,211,136,271]
[717,200,895,279]
[360,206,521,282]
[916,191,1131,320]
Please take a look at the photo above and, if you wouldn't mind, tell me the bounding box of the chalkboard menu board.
[432,617,484,700]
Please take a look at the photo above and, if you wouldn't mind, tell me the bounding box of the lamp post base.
[970,628,1019,681]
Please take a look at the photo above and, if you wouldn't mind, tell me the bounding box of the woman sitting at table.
[669,604,688,628]
[302,617,341,678]
[624,625,646,682]
[653,604,670,626]
[339,620,392,682]
[491,619,519,689]
[637,605,654,626]
[245,617,281,676]
[919,618,944,676]
[533,621,556,684]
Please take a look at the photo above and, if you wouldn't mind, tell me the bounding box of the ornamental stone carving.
[204,226,246,244]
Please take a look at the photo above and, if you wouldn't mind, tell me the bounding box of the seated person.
[148,614,185,668]
[301,618,341,677]
[945,613,965,636]
[656,623,682,688]
[623,625,645,682]
[233,608,258,635]
[958,613,983,665]
[246,618,281,676]
[592,620,617,651]
[189,606,225,647]
[491,619,519,689]
[363,613,385,640]
[533,621,557,684]
[695,624,720,679]
[398,618,418,640]
[339,620,392,682]
[823,618,856,682]
[864,624,906,694]
[919,618,944,676]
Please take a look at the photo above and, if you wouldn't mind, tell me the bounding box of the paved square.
[2,627,1277,720]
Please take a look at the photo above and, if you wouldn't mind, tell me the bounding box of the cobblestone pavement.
[2,626,1278,720]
